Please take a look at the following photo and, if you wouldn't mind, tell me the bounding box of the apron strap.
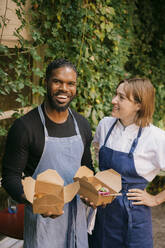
[68,108,80,136]
[128,127,142,158]
[67,197,77,247]
[38,105,49,137]
[122,193,133,242]
[104,119,118,146]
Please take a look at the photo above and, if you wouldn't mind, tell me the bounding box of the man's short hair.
[46,58,77,81]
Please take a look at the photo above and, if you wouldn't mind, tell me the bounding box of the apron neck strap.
[104,119,118,146]
[128,126,142,157]
[38,105,49,137]
[68,108,80,135]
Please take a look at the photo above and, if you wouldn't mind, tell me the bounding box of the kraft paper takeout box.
[74,166,121,206]
[22,169,80,215]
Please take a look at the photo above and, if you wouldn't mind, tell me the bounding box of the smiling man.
[2,59,93,248]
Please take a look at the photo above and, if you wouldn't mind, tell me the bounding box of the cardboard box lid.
[74,166,94,179]
[37,169,64,186]
[64,181,80,203]
[22,177,35,204]
[95,169,121,192]
[35,169,64,196]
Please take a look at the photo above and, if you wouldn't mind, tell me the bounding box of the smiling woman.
[111,82,141,127]
[90,78,165,248]
[111,78,155,128]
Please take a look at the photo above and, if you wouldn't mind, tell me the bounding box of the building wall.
[0,0,31,47]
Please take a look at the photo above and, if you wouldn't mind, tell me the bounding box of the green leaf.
[32,68,44,77]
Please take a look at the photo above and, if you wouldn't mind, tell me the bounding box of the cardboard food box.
[22,169,80,215]
[74,166,121,206]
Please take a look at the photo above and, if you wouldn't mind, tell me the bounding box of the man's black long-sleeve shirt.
[2,104,93,202]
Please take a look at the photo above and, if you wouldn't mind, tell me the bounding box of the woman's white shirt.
[93,117,165,182]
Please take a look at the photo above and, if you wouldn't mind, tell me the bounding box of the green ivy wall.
[0,0,165,131]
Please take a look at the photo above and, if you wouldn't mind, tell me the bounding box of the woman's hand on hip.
[127,188,159,207]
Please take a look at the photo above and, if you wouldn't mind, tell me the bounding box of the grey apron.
[24,105,88,248]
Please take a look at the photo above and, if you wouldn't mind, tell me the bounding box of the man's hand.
[127,188,159,207]
[80,195,107,209]
[80,195,97,209]
[41,210,64,219]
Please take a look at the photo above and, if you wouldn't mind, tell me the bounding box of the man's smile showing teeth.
[57,95,68,99]
[55,94,70,103]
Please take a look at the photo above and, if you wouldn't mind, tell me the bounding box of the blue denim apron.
[91,119,153,248]
[24,105,88,248]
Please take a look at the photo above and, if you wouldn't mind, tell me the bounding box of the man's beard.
[47,90,75,112]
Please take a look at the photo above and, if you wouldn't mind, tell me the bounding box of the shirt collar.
[116,119,140,133]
